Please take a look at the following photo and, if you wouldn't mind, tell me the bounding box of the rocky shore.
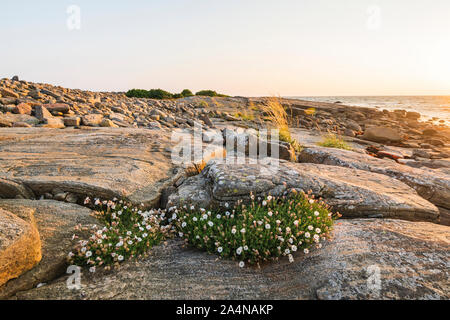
[0,76,449,300]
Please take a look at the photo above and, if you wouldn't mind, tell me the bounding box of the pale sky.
[1,0,449,96]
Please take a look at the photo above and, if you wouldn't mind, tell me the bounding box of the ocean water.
[289,96,450,124]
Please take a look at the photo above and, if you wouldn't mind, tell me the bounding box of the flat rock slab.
[0,208,41,287]
[298,146,450,213]
[167,160,439,222]
[0,128,223,207]
[0,200,98,299]
[12,219,450,300]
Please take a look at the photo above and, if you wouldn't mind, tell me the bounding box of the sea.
[288,96,450,124]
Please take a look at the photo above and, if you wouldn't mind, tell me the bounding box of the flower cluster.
[69,197,172,272]
[172,190,340,268]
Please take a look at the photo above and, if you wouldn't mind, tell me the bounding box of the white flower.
[304,248,309,254]
[128,240,133,245]
[288,254,294,263]
[216,214,221,219]
[225,211,230,216]
[190,205,195,210]
[208,221,214,227]
[268,211,273,217]
[181,222,187,228]
[111,252,116,257]
[224,202,229,208]
[288,238,293,244]
[179,232,184,237]
[127,231,132,236]
[286,227,291,233]
[313,234,320,242]
[231,228,237,234]
[218,247,223,253]
[314,211,320,216]
[305,232,311,238]
[294,220,298,226]
[276,220,281,225]
[146,225,151,230]
[200,208,205,213]
[309,199,314,204]
[193,217,198,222]
[236,247,243,255]
[81,247,87,253]
[240,228,246,234]
[86,251,92,258]
[318,243,322,248]
[243,245,248,251]
[97,239,102,244]
[265,224,271,230]
[262,200,267,206]
[94,199,100,205]
[285,248,290,254]
[118,255,124,261]
[116,241,123,247]
[239,261,245,268]
[308,225,314,231]
[68,252,74,258]
[267,195,272,201]
[143,233,148,238]
[315,228,321,234]
[196,235,200,239]
[291,245,297,252]
[89,266,96,273]
[172,213,177,220]
[202,214,208,220]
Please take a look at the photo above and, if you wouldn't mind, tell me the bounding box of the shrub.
[69,198,172,272]
[196,90,228,97]
[317,134,352,150]
[125,88,174,99]
[181,89,194,97]
[172,93,183,99]
[172,190,340,267]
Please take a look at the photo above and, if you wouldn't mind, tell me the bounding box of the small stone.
[34,105,53,121]
[82,114,103,126]
[0,88,19,99]
[12,122,32,128]
[13,103,32,115]
[63,116,81,127]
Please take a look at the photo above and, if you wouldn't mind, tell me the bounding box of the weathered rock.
[81,114,103,126]
[0,128,224,208]
[12,122,32,128]
[100,119,118,128]
[0,113,40,126]
[63,116,81,127]
[12,103,32,115]
[0,88,19,99]
[41,117,65,129]
[0,200,98,299]
[168,160,439,222]
[406,111,421,120]
[0,118,12,127]
[43,103,70,114]
[12,219,450,300]
[298,146,450,213]
[361,126,402,143]
[34,105,53,121]
[0,208,41,287]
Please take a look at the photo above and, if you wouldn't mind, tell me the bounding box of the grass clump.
[69,198,172,272]
[262,97,302,152]
[172,190,339,267]
[196,90,228,97]
[317,134,352,150]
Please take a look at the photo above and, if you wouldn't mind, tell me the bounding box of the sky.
[1,0,449,96]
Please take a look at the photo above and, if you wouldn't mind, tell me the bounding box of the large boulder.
[298,147,450,215]
[12,219,450,300]
[360,126,402,143]
[167,160,439,222]
[0,128,225,207]
[0,200,99,299]
[0,208,41,287]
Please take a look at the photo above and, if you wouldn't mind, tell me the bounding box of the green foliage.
[181,89,194,97]
[125,89,151,98]
[69,198,172,271]
[195,90,228,97]
[173,190,339,267]
[317,134,352,150]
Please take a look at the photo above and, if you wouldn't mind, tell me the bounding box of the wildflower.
[118,255,124,261]
[172,213,177,220]
[111,253,116,257]
[315,228,321,234]
[225,211,230,216]
[193,217,198,222]
[268,211,273,217]
[240,228,246,234]
[146,225,151,230]
[116,241,124,247]
[236,247,243,255]
[202,214,208,220]
[294,220,298,226]
[286,227,291,233]
[265,223,271,230]
[84,197,90,204]
[181,222,187,228]
[216,214,221,219]
[94,199,100,205]
[208,221,214,227]
[179,232,184,237]
[304,248,309,254]
[313,234,320,242]
[309,199,314,204]
[285,248,290,254]
[305,232,311,238]
[224,203,229,208]
[243,245,248,251]
[314,211,320,216]
[127,231,132,236]
[308,225,314,231]
[267,195,273,201]
[89,266,96,273]
[288,254,294,263]
[239,261,245,268]
[218,247,223,253]
[97,239,102,244]
[231,228,237,234]
[68,252,74,258]
[262,200,267,206]
[86,251,92,258]
[291,245,297,252]
[81,247,87,253]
